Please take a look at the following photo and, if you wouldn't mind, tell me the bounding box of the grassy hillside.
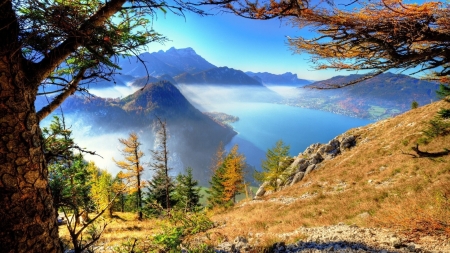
[205,100,450,247]
[58,101,450,251]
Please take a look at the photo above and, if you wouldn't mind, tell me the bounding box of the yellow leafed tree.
[113,132,145,220]
[89,163,114,217]
[222,145,246,203]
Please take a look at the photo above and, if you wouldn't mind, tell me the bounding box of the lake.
[198,102,373,171]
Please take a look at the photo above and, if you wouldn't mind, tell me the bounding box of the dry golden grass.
[59,212,167,251]
[59,101,450,249]
[206,100,450,246]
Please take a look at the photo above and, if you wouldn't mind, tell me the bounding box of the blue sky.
[143,0,431,81]
[145,10,357,81]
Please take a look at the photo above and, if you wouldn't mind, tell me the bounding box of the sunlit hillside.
[58,100,450,252]
[202,100,450,250]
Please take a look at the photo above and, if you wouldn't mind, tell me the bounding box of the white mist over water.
[264,85,303,99]
[88,85,141,99]
[176,85,373,171]
[40,115,156,179]
[40,83,372,181]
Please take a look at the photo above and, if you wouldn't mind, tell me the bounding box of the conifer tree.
[207,164,227,208]
[114,133,145,220]
[222,145,246,203]
[0,0,227,249]
[207,144,246,207]
[173,168,202,212]
[146,166,176,212]
[255,140,291,191]
[43,116,93,212]
[206,144,227,208]
[437,84,450,101]
[149,118,173,213]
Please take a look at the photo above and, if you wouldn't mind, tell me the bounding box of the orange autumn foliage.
[217,0,450,87]
[222,145,246,203]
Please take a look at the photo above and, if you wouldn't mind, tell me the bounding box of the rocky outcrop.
[255,134,356,197]
[213,223,450,252]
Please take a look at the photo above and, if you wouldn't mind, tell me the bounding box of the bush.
[114,210,214,252]
[437,108,450,119]
[423,117,450,139]
[411,100,419,109]
[153,226,184,252]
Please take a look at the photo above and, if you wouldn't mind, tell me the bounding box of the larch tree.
[219,0,450,87]
[222,144,245,204]
[207,144,246,206]
[287,0,450,87]
[114,132,145,220]
[255,140,290,191]
[0,0,217,251]
[112,171,127,212]
[89,166,114,217]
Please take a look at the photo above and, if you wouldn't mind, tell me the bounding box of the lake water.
[202,102,373,171]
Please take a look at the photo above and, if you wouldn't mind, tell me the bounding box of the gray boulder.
[303,143,322,156]
[286,156,302,173]
[318,138,341,160]
[255,182,268,198]
[340,135,356,150]
[297,158,309,172]
[290,172,305,186]
[216,241,234,252]
[305,164,316,176]
[310,153,323,165]
[276,178,283,188]
[234,236,250,251]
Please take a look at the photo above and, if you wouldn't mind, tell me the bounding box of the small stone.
[358,212,370,219]
[407,243,416,252]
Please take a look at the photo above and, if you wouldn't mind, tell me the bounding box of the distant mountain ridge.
[109,48,313,89]
[305,72,439,101]
[285,72,441,119]
[175,67,263,86]
[118,47,216,78]
[246,71,311,86]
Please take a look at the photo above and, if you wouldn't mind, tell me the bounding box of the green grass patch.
[368,105,387,118]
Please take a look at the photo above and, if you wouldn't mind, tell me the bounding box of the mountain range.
[118,47,216,77]
[110,48,439,120]
[285,72,440,119]
[175,67,262,86]
[103,47,312,88]
[36,47,445,182]
[246,71,311,86]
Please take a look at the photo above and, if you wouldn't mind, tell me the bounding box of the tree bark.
[0,2,61,252]
[0,55,61,253]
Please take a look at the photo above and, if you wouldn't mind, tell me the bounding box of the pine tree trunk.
[0,2,61,252]
[137,172,142,220]
[0,62,61,252]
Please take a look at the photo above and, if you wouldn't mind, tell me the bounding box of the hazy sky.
[145,10,357,81]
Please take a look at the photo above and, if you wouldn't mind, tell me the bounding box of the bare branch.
[36,68,87,121]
